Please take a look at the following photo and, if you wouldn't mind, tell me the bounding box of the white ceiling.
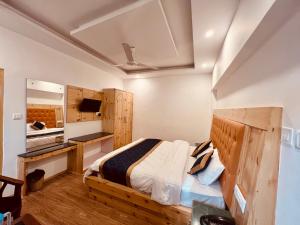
[71,0,183,70]
[0,0,239,77]
[191,0,239,73]
[3,0,137,35]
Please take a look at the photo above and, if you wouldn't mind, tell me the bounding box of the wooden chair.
[0,175,24,219]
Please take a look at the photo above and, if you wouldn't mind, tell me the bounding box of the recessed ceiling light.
[204,29,214,38]
[201,62,214,69]
[201,63,208,68]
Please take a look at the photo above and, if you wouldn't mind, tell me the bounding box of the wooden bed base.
[85,176,191,225]
[85,107,282,225]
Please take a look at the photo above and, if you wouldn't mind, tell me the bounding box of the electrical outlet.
[12,113,23,120]
[295,130,300,150]
[281,127,293,146]
[234,185,246,213]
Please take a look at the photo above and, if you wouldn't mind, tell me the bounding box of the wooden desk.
[69,132,113,173]
[18,143,77,196]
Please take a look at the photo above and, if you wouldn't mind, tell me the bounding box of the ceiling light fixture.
[201,63,209,68]
[201,62,214,69]
[204,29,214,38]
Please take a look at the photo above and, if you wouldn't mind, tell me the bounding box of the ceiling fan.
[114,43,158,70]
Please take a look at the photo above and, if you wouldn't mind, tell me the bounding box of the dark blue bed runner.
[100,139,162,186]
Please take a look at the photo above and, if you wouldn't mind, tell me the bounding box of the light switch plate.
[281,127,293,146]
[295,130,300,150]
[234,185,246,213]
[12,113,23,120]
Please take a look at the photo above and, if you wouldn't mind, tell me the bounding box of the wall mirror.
[26,79,64,152]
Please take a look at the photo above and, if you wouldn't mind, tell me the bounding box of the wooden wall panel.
[66,85,103,123]
[67,86,82,123]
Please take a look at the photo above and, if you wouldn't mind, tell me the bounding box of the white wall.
[213,10,300,225]
[0,26,123,180]
[212,0,275,86]
[125,74,212,144]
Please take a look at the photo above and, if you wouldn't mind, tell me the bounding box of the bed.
[85,107,282,225]
[85,141,225,209]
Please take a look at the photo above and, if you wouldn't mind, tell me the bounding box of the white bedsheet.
[180,147,225,209]
[85,138,190,205]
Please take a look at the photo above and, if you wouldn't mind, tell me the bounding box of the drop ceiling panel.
[191,0,239,73]
[71,0,179,69]
[3,0,137,35]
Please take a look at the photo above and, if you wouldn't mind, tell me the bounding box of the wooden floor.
[22,173,153,225]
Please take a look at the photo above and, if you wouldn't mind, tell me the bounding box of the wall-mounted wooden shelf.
[66,85,103,123]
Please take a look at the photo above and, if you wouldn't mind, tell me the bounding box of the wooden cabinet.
[102,89,133,149]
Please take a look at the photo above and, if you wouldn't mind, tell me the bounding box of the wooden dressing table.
[69,132,114,173]
[18,132,113,196]
[18,143,77,196]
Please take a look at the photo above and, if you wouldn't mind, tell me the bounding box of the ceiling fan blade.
[122,43,134,62]
[113,64,125,67]
[136,62,159,70]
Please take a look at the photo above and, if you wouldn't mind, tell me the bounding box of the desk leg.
[18,157,28,196]
[67,149,75,173]
[67,144,83,174]
[101,137,114,153]
[77,143,84,173]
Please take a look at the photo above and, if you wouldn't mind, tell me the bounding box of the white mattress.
[180,147,225,209]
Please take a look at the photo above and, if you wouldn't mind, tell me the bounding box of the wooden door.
[124,92,133,145]
[102,89,115,133]
[114,90,124,149]
[0,69,3,174]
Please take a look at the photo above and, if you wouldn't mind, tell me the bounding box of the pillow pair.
[191,140,212,158]
[189,148,225,185]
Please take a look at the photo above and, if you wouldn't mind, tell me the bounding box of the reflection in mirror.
[26,79,64,152]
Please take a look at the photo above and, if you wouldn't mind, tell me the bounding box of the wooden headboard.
[27,108,57,128]
[212,107,282,225]
[210,115,245,207]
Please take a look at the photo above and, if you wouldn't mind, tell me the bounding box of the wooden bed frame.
[85,107,282,225]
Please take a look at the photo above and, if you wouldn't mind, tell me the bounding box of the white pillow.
[196,144,214,159]
[197,149,225,185]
